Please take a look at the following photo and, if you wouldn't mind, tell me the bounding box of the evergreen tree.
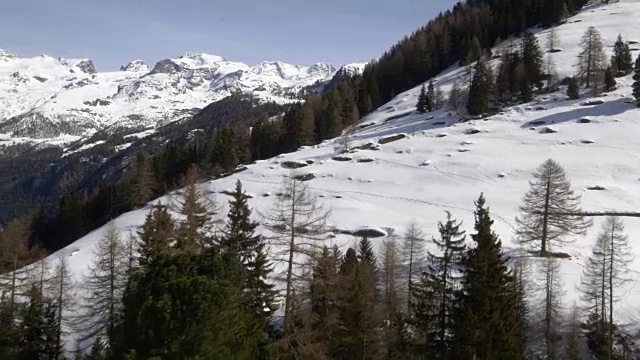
[116,250,261,359]
[610,34,633,77]
[335,237,380,359]
[465,36,483,65]
[516,159,592,255]
[567,77,580,99]
[172,165,218,254]
[604,66,617,92]
[308,246,341,357]
[632,54,640,106]
[467,57,493,116]
[416,84,428,113]
[220,180,276,350]
[521,31,544,90]
[413,212,466,358]
[18,285,61,360]
[137,205,174,266]
[454,194,526,359]
[426,81,436,112]
[537,257,565,360]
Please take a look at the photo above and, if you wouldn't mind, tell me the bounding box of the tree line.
[2,158,636,359]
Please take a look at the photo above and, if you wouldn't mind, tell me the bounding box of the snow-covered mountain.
[26,0,640,354]
[0,50,345,141]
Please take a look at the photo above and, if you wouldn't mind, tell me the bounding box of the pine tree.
[454,194,526,359]
[465,36,483,64]
[516,159,592,255]
[335,237,380,359]
[308,246,341,357]
[380,237,408,357]
[137,205,174,266]
[417,84,427,113]
[467,57,494,116]
[402,222,425,314]
[74,223,128,349]
[116,249,261,359]
[426,81,435,112]
[576,27,607,89]
[261,175,330,337]
[632,54,640,106]
[220,180,276,344]
[610,34,633,77]
[414,212,466,358]
[567,77,580,99]
[604,66,617,92]
[521,31,544,90]
[172,165,218,254]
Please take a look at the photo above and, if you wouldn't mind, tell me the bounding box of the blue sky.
[1,0,458,70]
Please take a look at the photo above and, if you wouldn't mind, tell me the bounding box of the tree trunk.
[407,240,414,314]
[541,178,551,255]
[608,226,614,360]
[284,182,296,335]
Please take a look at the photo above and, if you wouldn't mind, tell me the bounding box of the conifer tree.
[128,153,156,208]
[546,28,561,53]
[467,57,493,116]
[576,27,607,89]
[454,194,526,360]
[380,237,408,357]
[611,34,633,77]
[465,36,483,64]
[448,80,463,112]
[0,220,36,317]
[567,77,580,99]
[46,256,75,353]
[220,180,276,340]
[632,54,640,106]
[416,84,427,113]
[137,204,174,266]
[537,257,565,360]
[116,249,261,359]
[172,165,219,254]
[604,67,617,92]
[262,175,329,337]
[521,31,544,90]
[581,217,633,359]
[426,81,436,112]
[413,212,466,358]
[335,237,380,359]
[18,285,61,360]
[565,302,582,360]
[402,222,425,314]
[308,246,341,356]
[516,159,591,255]
[74,223,128,349]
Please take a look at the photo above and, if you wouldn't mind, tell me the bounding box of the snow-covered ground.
[31,0,640,349]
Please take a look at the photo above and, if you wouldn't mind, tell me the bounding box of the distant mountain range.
[0,49,366,142]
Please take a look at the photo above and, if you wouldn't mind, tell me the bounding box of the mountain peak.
[0,49,18,60]
[120,60,149,72]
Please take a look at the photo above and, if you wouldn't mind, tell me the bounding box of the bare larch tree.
[261,174,330,336]
[516,159,591,255]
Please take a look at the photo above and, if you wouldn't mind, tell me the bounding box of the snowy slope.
[32,0,640,350]
[0,50,350,142]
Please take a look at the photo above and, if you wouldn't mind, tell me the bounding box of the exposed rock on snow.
[332,155,353,162]
[293,172,317,182]
[281,160,309,169]
[378,133,407,144]
[541,127,559,134]
[580,99,605,106]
